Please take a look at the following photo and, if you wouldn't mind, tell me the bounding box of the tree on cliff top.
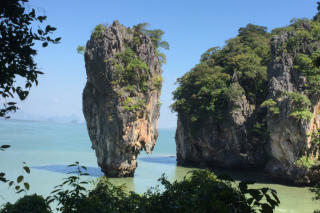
[171,24,270,124]
[0,0,60,118]
[133,22,169,50]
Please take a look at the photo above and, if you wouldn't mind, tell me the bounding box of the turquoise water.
[0,119,319,212]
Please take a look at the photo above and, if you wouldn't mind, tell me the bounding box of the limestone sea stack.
[82,21,162,177]
[265,25,320,184]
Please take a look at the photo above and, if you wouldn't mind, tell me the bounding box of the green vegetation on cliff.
[172,3,320,183]
[267,17,320,123]
[272,17,320,97]
[112,47,149,92]
[172,6,320,129]
[171,63,230,122]
[109,23,168,113]
[92,24,107,38]
[285,92,313,121]
[172,24,270,123]
[261,99,279,115]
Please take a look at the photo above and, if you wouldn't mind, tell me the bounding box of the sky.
[12,0,319,128]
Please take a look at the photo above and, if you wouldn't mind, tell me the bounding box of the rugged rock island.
[83,21,167,177]
[172,11,320,184]
[265,23,320,184]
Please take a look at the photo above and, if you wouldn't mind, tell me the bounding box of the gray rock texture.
[266,30,320,184]
[176,83,268,170]
[175,22,320,185]
[83,21,161,177]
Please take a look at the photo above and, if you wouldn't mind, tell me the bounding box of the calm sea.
[0,119,319,212]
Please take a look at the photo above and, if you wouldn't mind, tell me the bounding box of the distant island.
[5,111,85,124]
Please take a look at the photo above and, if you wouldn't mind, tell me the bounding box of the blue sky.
[14,0,318,128]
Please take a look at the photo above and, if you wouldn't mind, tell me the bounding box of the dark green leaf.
[17,175,23,183]
[24,182,30,190]
[23,166,30,174]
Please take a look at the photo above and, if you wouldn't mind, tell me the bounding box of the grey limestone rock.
[175,22,320,185]
[83,21,162,177]
[265,29,320,184]
[176,83,268,170]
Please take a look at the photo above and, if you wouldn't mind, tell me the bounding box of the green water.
[0,119,319,212]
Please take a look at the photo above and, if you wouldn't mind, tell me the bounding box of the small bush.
[154,75,163,90]
[113,48,149,92]
[261,99,280,115]
[283,92,313,121]
[91,24,107,38]
[76,45,86,54]
[295,155,315,169]
[123,97,144,112]
[0,194,50,213]
[289,110,314,121]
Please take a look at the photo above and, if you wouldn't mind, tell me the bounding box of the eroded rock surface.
[174,20,320,185]
[266,29,320,184]
[83,21,161,177]
[176,85,268,170]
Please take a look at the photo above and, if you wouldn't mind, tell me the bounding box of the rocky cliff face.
[83,21,162,177]
[176,86,268,170]
[175,20,320,185]
[266,28,320,184]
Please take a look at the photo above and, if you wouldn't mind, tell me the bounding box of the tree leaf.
[17,175,23,183]
[37,29,43,35]
[24,182,30,190]
[1,145,10,149]
[23,166,30,174]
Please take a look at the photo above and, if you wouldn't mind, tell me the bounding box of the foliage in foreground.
[0,0,60,118]
[0,194,50,213]
[0,163,280,213]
